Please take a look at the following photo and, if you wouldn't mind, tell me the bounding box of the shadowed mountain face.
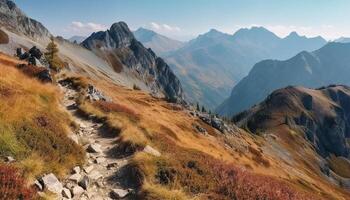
[82,22,184,102]
[233,85,350,183]
[0,0,50,39]
[134,28,184,55]
[165,27,326,109]
[217,42,350,117]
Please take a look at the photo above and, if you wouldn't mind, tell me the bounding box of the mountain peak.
[287,31,300,37]
[232,26,280,41]
[202,28,226,38]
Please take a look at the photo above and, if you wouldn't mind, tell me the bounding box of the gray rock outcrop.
[0,0,50,39]
[82,22,184,103]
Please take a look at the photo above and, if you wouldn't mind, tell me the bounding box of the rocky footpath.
[34,83,136,199]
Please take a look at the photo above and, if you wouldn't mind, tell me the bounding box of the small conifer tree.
[45,36,63,71]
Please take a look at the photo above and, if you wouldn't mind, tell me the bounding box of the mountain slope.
[165,27,327,109]
[233,85,350,187]
[217,42,350,117]
[82,22,184,102]
[134,28,184,55]
[0,0,50,40]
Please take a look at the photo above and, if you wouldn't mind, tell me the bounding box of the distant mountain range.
[217,42,350,117]
[334,37,350,43]
[163,27,327,109]
[68,35,86,43]
[133,28,184,55]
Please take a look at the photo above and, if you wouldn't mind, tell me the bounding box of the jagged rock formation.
[0,0,50,39]
[82,22,184,102]
[217,42,350,117]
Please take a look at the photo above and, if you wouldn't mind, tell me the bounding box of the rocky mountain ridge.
[233,85,350,187]
[0,0,50,40]
[82,22,184,102]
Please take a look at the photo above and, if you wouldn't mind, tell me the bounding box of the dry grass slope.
[0,54,84,182]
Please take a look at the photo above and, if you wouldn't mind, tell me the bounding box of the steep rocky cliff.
[0,0,50,39]
[82,22,184,102]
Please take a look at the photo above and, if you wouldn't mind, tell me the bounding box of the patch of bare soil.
[0,29,9,44]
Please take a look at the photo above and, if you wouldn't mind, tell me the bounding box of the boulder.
[71,185,84,198]
[28,46,43,59]
[110,188,129,199]
[88,170,102,180]
[28,56,44,67]
[34,180,43,191]
[78,175,90,190]
[87,143,102,153]
[5,156,15,162]
[68,134,79,144]
[19,52,29,60]
[86,84,109,101]
[95,157,106,164]
[72,166,81,174]
[62,187,72,199]
[41,173,63,194]
[36,69,52,83]
[143,145,161,157]
[83,165,94,174]
[16,48,24,57]
[68,173,81,183]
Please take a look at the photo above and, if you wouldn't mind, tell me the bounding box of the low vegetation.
[0,54,84,182]
[0,164,36,200]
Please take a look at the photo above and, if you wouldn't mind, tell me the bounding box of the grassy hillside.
[0,53,84,185]
[74,77,346,199]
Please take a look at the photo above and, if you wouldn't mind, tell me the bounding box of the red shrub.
[211,162,316,200]
[0,165,36,200]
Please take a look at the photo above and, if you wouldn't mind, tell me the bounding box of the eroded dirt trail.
[59,83,135,200]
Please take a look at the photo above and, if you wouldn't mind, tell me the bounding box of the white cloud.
[149,22,181,33]
[69,21,108,36]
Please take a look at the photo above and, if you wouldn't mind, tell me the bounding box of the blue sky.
[13,0,350,41]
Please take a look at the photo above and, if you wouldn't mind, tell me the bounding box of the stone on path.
[78,175,90,190]
[41,173,63,194]
[87,143,102,153]
[72,166,81,174]
[111,188,129,199]
[68,173,81,183]
[83,165,94,173]
[62,187,72,199]
[71,185,84,198]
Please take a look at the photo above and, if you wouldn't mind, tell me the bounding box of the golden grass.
[0,54,84,179]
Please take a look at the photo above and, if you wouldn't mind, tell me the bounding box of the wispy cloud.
[68,21,108,36]
[149,22,181,32]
